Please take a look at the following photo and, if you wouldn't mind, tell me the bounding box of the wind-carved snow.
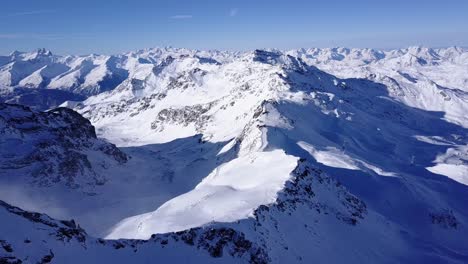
[426,145,468,185]
[412,135,468,185]
[297,141,396,177]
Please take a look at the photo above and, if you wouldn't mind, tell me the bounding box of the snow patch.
[298,141,397,177]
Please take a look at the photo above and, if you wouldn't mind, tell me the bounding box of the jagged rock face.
[0,199,268,263]
[0,200,87,243]
[0,103,127,189]
[0,87,87,111]
[151,102,214,133]
[272,162,367,225]
[0,200,88,264]
[0,160,381,263]
[4,159,463,263]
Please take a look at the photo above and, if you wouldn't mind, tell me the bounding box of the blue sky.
[1,0,467,54]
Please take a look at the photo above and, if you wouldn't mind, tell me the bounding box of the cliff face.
[0,103,127,190]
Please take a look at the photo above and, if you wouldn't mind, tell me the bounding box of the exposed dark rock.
[0,103,127,189]
[430,209,459,229]
[0,201,87,243]
[0,241,13,253]
[39,251,54,264]
[151,102,214,133]
[255,160,367,226]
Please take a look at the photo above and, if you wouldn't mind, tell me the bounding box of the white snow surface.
[1,46,468,263]
[107,150,298,239]
[426,145,468,185]
[297,141,397,176]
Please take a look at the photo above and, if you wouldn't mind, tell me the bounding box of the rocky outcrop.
[151,102,214,133]
[0,103,127,189]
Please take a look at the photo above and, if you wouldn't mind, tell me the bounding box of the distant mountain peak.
[36,48,53,56]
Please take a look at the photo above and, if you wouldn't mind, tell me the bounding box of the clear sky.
[1,0,468,55]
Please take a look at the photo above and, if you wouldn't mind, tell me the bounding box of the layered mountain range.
[1,46,467,263]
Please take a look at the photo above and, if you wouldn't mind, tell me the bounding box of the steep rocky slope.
[0,103,127,191]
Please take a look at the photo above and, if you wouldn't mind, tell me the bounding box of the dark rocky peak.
[46,107,97,139]
[23,48,54,63]
[36,48,53,57]
[252,49,282,64]
[0,103,128,189]
[252,49,309,73]
[194,55,221,65]
[153,56,175,75]
[0,103,96,140]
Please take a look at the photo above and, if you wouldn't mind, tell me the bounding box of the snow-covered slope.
[2,159,467,263]
[0,103,127,190]
[2,46,466,113]
[0,103,237,237]
[288,46,468,127]
[0,48,237,110]
[1,47,468,263]
[0,199,267,263]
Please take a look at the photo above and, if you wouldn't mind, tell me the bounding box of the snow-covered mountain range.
[1,46,467,263]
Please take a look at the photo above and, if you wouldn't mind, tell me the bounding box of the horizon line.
[2,44,467,57]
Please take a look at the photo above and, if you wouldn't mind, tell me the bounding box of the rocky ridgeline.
[0,158,369,264]
[0,103,127,189]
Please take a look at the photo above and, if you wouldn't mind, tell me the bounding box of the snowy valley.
[0,46,468,263]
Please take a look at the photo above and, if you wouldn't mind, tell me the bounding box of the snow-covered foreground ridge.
[1,46,468,263]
